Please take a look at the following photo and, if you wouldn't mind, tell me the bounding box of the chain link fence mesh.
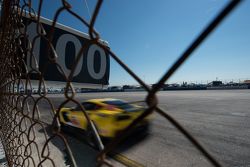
[0,0,243,166]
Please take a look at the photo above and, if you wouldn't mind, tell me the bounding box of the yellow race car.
[58,98,152,138]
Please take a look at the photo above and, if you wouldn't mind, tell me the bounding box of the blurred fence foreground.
[0,0,242,167]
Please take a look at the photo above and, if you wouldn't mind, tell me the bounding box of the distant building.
[122,85,133,90]
[244,80,250,85]
[209,81,223,87]
[108,86,122,91]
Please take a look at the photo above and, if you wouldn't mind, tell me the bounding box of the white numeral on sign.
[56,33,83,77]
[87,44,107,80]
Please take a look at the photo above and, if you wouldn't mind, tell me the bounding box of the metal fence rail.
[0,0,243,166]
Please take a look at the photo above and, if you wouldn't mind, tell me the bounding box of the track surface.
[37,90,250,167]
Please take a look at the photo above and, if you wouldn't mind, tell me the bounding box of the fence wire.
[0,0,243,167]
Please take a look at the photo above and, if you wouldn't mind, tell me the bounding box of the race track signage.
[22,15,110,87]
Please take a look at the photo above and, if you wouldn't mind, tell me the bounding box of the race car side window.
[74,102,101,111]
[82,102,101,111]
[74,105,82,111]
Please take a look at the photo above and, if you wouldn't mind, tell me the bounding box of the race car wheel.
[86,122,103,149]
[59,121,65,128]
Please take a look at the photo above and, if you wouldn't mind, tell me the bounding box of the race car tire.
[86,122,103,150]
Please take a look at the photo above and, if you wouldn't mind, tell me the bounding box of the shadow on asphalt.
[39,125,99,167]
[106,128,151,154]
[38,124,150,166]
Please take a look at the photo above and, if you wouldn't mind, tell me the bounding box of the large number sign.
[22,16,110,87]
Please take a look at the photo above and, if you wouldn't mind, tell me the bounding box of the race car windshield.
[103,100,134,110]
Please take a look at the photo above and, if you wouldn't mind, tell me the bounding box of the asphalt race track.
[36,90,250,167]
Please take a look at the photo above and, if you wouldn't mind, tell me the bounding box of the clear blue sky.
[33,0,250,86]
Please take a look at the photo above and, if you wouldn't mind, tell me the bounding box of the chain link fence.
[0,0,243,166]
